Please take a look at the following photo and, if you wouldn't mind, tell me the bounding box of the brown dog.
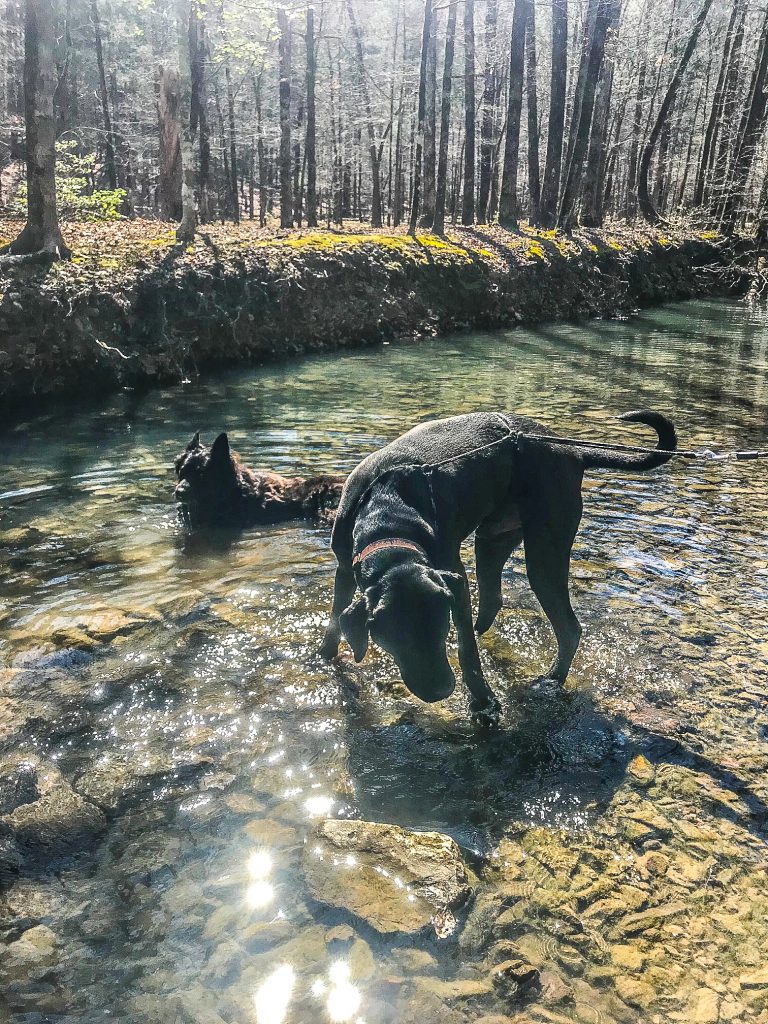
[174,432,344,530]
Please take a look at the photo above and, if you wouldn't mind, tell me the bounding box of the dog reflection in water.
[173,432,344,532]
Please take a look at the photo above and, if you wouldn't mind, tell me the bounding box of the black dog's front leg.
[320,565,356,660]
[447,563,501,724]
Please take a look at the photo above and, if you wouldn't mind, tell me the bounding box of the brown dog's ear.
[340,596,370,662]
[187,431,201,451]
[210,433,231,464]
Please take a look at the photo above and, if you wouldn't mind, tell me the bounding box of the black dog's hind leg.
[320,565,356,660]
[474,528,523,635]
[447,563,501,723]
[522,498,583,687]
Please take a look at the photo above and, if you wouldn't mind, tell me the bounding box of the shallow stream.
[0,299,767,1024]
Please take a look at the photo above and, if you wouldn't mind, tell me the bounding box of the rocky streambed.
[0,299,767,1023]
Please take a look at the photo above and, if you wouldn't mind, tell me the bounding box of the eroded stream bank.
[0,222,730,421]
[0,299,766,1024]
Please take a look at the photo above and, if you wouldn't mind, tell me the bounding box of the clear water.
[0,298,766,1024]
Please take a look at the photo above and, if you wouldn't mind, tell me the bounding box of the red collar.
[352,538,426,567]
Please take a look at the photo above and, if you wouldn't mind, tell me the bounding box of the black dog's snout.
[175,480,190,502]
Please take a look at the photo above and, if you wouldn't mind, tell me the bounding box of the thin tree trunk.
[478,0,498,223]
[409,0,433,235]
[190,5,210,221]
[711,2,745,215]
[421,18,437,224]
[525,0,540,224]
[692,0,739,208]
[720,6,768,231]
[539,0,567,228]
[278,8,292,228]
[346,0,382,227]
[253,66,267,227]
[580,0,621,227]
[305,5,317,227]
[433,0,457,235]
[558,0,617,230]
[637,0,714,224]
[157,64,182,221]
[625,50,647,219]
[90,0,117,189]
[4,0,70,257]
[462,0,476,225]
[176,0,196,243]
[498,0,528,225]
[225,61,239,222]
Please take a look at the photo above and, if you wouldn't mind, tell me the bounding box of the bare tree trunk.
[305,6,317,227]
[711,2,745,216]
[558,0,618,230]
[190,6,210,221]
[498,0,529,226]
[90,0,117,189]
[176,0,196,243]
[225,60,239,222]
[421,19,437,224]
[252,67,267,227]
[692,0,740,208]
[638,0,714,224]
[525,0,540,224]
[461,0,476,225]
[580,0,621,227]
[478,0,498,223]
[346,0,383,227]
[278,7,292,228]
[292,99,303,225]
[409,0,433,235]
[720,7,768,232]
[157,65,182,221]
[625,49,647,219]
[433,0,457,235]
[4,0,70,257]
[539,0,567,228]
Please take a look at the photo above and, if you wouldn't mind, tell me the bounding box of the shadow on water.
[343,677,768,857]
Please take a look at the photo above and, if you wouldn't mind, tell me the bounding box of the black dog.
[321,410,676,721]
[174,432,344,530]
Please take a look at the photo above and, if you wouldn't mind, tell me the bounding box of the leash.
[517,433,768,462]
[426,416,768,467]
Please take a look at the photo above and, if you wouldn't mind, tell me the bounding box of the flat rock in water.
[303,819,471,935]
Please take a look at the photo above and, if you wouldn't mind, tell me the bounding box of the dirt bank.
[0,220,731,421]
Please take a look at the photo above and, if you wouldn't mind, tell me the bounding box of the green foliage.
[13,141,126,222]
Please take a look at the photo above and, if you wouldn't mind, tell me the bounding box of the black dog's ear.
[437,570,465,603]
[187,431,201,451]
[210,432,231,464]
[340,596,370,662]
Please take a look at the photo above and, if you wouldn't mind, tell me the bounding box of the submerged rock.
[303,818,471,935]
[0,760,105,863]
[0,759,39,815]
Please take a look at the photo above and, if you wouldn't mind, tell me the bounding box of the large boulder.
[303,819,471,935]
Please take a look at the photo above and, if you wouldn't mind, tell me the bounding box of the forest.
[1,0,768,257]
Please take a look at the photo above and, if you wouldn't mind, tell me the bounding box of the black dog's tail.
[579,410,677,471]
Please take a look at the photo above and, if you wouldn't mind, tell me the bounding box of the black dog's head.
[340,563,463,703]
[173,432,241,529]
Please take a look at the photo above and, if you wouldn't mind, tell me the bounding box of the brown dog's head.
[340,563,463,703]
[174,432,242,529]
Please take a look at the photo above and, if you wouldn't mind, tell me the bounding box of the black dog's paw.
[471,697,502,731]
[529,675,564,697]
[474,603,501,636]
[319,637,340,661]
